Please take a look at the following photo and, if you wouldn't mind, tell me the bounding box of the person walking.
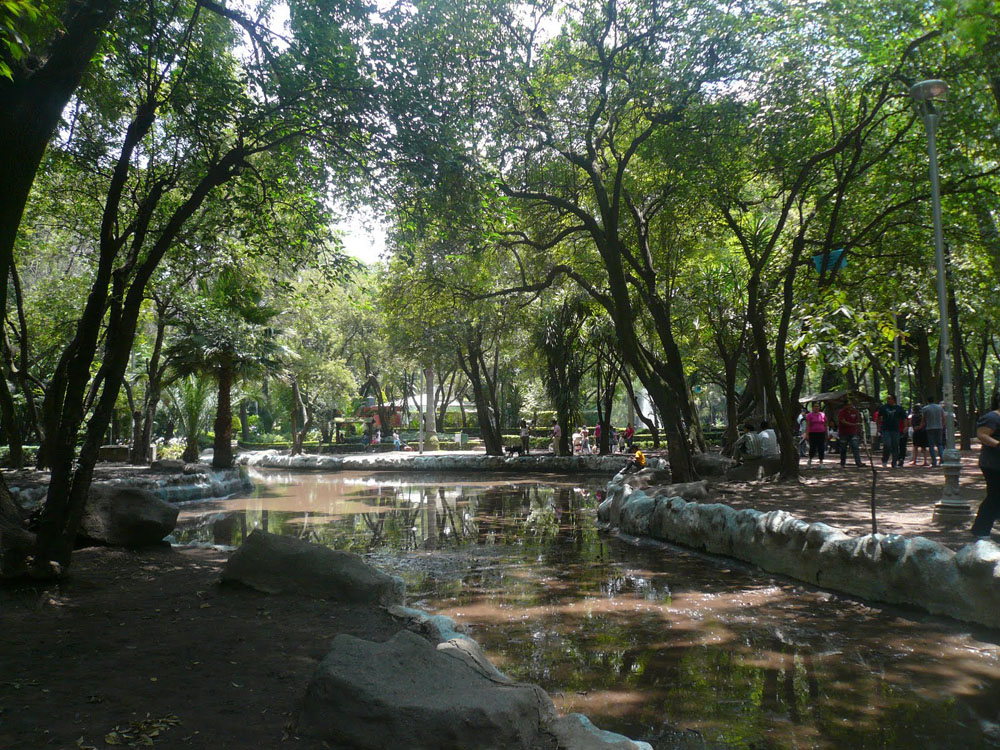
[836,398,864,467]
[624,422,635,450]
[551,418,562,456]
[519,419,531,455]
[877,395,907,468]
[805,402,827,466]
[971,395,1000,540]
[910,403,929,466]
[896,409,909,467]
[922,395,946,467]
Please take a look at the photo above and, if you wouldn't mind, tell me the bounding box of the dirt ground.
[0,545,405,750]
[703,448,993,550]
[1,451,994,750]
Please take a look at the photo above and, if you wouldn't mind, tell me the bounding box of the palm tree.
[164,375,215,462]
[166,270,285,469]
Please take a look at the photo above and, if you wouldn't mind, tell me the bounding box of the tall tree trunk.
[213,361,234,468]
[0,0,121,328]
[240,399,251,442]
[457,335,502,456]
[722,357,740,455]
[0,375,24,468]
[289,376,311,456]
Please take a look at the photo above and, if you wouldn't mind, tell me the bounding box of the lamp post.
[910,79,968,515]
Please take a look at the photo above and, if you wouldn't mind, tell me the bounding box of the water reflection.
[175,469,1000,749]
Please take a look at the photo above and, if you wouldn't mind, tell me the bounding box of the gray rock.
[725,455,783,481]
[693,452,735,476]
[620,494,658,537]
[954,540,1000,578]
[600,482,1000,628]
[546,714,653,750]
[79,486,179,547]
[297,629,557,749]
[222,530,403,605]
[648,480,709,501]
[388,604,468,643]
[0,522,36,578]
[624,468,673,491]
[150,459,186,473]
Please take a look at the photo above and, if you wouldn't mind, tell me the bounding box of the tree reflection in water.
[174,471,1000,749]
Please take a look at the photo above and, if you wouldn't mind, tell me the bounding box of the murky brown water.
[175,469,1000,749]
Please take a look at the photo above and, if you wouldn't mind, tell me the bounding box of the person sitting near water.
[758,420,780,457]
[623,448,646,474]
[733,422,764,464]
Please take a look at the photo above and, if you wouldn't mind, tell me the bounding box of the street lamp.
[910,79,969,515]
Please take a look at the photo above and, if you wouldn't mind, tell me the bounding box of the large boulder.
[297,629,557,749]
[221,530,403,605]
[149,459,186,473]
[79,486,179,547]
[692,451,736,476]
[724,455,783,481]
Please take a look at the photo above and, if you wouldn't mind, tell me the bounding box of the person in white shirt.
[758,420,779,457]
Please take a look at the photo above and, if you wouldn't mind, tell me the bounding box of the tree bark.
[240,399,251,442]
[457,332,502,456]
[0,1,121,327]
[0,373,24,468]
[213,360,234,468]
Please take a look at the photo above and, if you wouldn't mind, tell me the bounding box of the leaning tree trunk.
[0,1,122,333]
[289,376,311,456]
[0,374,24,468]
[213,361,234,469]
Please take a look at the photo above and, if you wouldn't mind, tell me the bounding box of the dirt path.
[0,546,404,750]
[703,450,990,550]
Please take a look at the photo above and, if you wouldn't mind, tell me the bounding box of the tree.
[534,293,587,456]
[29,0,375,573]
[166,268,284,469]
[164,374,214,463]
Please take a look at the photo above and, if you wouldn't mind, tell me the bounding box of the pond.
[174,468,1000,749]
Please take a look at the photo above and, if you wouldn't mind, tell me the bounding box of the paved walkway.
[706,449,990,551]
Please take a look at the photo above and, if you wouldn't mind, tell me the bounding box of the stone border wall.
[241,450,665,475]
[598,475,1000,629]
[9,467,253,510]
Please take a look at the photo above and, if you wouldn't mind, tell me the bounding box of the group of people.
[795,394,948,469]
[548,418,636,456]
[795,392,1000,542]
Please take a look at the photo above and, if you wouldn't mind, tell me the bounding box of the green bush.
[0,445,39,468]
[157,442,185,460]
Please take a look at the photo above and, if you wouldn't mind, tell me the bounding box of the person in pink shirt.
[805,401,828,466]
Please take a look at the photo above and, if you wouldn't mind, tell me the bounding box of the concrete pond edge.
[597,473,1000,629]
[240,449,667,475]
[8,466,253,509]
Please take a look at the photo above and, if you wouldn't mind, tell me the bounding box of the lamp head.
[910,80,948,120]
[910,79,949,102]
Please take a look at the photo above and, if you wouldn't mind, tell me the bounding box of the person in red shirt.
[836,398,864,467]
